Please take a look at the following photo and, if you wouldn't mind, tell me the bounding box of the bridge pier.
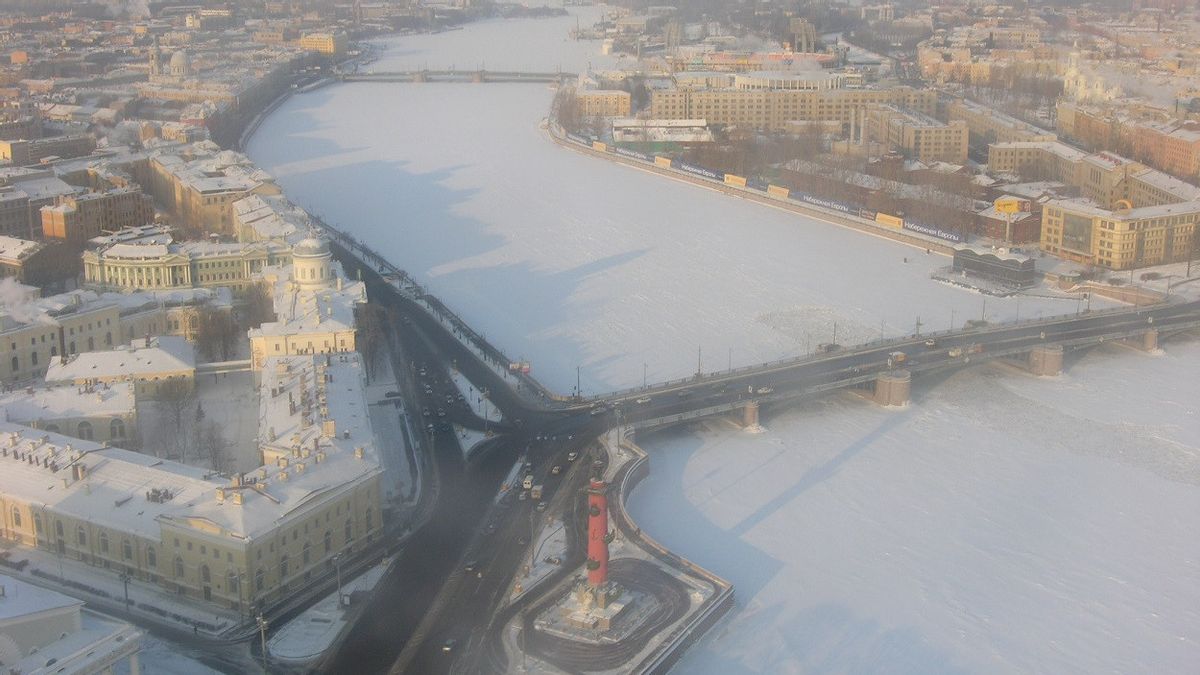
[412,71,427,83]
[1027,344,1064,376]
[873,370,910,407]
[740,400,760,428]
[1125,328,1158,352]
[472,70,485,83]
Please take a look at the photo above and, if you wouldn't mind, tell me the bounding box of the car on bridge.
[636,396,652,404]
[755,386,774,394]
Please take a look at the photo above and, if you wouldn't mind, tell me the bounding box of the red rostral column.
[586,478,609,587]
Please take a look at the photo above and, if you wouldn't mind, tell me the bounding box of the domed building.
[291,237,333,288]
[168,49,192,78]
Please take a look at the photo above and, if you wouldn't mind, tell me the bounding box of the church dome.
[293,237,330,258]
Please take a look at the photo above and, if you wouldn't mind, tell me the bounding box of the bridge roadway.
[318,235,1200,675]
[340,70,575,83]
[582,299,1200,429]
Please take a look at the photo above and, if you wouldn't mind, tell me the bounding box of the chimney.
[354,447,364,459]
[215,487,226,503]
[322,419,336,437]
[231,492,244,505]
[232,473,243,487]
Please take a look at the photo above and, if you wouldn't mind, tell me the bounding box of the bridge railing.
[595,301,1173,402]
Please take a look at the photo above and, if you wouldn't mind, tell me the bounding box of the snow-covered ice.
[247,79,1094,394]
[626,343,1200,674]
[245,12,1200,674]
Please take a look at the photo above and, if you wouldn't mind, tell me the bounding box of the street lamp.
[333,553,344,608]
[120,571,131,612]
[256,614,269,670]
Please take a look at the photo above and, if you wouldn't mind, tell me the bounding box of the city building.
[0,574,142,674]
[0,381,136,445]
[0,134,96,167]
[40,187,156,249]
[0,235,76,287]
[82,238,292,296]
[651,86,936,133]
[866,104,969,163]
[137,143,281,234]
[232,194,312,247]
[951,244,1039,287]
[947,98,1057,145]
[298,32,347,56]
[1041,198,1199,269]
[0,287,231,384]
[576,88,632,118]
[248,238,365,369]
[45,335,196,398]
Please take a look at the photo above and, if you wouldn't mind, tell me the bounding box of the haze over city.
[0,1,1196,674]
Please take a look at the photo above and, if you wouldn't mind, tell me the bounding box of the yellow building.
[249,238,365,369]
[298,32,346,56]
[82,239,292,295]
[138,143,281,235]
[45,335,196,398]
[866,104,969,163]
[650,86,936,133]
[947,98,1057,144]
[576,89,632,118]
[1041,198,1199,270]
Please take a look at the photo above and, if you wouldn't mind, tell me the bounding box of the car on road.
[384,391,402,398]
[464,560,478,574]
[755,386,774,394]
[437,408,446,417]
[589,406,607,416]
[923,338,938,348]
[522,475,534,490]
[422,408,431,417]
[677,390,692,398]
[551,465,561,475]
[636,396,652,404]
[441,639,456,654]
[536,501,547,512]
[948,347,963,358]
[567,452,578,462]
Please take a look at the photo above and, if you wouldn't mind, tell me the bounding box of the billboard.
[1061,212,1093,253]
[614,146,652,162]
[902,220,965,243]
[676,161,725,181]
[724,174,748,188]
[654,156,673,168]
[767,185,790,199]
[875,212,903,229]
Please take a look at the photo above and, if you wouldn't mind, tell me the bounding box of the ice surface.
[245,13,1200,673]
[626,343,1200,674]
[247,83,1092,394]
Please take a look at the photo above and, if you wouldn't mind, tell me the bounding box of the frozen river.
[246,10,1200,674]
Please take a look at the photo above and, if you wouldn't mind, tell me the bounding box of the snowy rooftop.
[87,224,175,249]
[13,175,80,201]
[1047,196,1200,220]
[46,336,196,384]
[0,572,82,621]
[150,143,273,196]
[0,382,135,422]
[1132,167,1200,201]
[232,194,313,245]
[250,264,365,339]
[954,98,1054,134]
[0,235,41,262]
[0,354,379,540]
[990,141,1088,162]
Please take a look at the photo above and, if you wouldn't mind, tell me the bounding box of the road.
[321,242,1200,675]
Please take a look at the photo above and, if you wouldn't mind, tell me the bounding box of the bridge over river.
[340,69,576,83]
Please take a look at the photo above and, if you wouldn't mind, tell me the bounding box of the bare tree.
[155,378,195,459]
[198,420,231,474]
[241,282,276,331]
[194,307,239,361]
[356,303,387,380]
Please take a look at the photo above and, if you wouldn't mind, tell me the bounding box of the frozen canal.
[246,9,1200,674]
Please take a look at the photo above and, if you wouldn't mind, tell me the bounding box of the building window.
[174,556,185,578]
[148,547,157,568]
[77,421,93,440]
[324,531,332,554]
[33,513,41,534]
[123,540,133,561]
[255,568,265,591]
[280,554,289,579]
[9,356,16,373]
[100,531,109,554]
[302,542,311,566]
[110,418,126,438]
[228,571,240,595]
[344,520,352,544]
[11,507,21,529]
[201,564,211,584]
[76,526,86,546]
[31,352,37,366]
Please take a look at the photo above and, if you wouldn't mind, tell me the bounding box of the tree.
[241,282,275,331]
[198,420,231,474]
[156,378,195,459]
[194,307,239,361]
[355,303,387,380]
